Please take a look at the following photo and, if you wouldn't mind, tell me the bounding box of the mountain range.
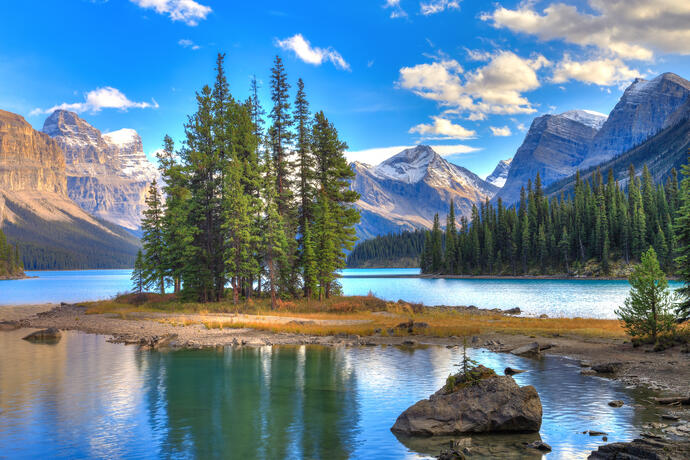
[1,71,688,267]
[350,72,690,240]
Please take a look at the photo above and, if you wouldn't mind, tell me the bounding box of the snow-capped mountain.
[43,110,158,230]
[351,145,498,240]
[485,158,512,188]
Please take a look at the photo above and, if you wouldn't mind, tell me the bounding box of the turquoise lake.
[0,269,683,319]
[0,329,664,459]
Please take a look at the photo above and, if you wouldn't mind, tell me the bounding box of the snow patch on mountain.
[485,158,512,188]
[560,110,607,130]
[103,128,139,148]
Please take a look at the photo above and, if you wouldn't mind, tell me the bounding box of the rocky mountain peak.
[374,145,441,184]
[41,111,158,230]
[486,158,512,188]
[582,72,690,168]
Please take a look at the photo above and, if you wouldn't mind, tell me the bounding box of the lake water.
[0,269,683,319]
[0,329,663,459]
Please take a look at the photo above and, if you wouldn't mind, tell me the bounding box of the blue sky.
[2,0,689,177]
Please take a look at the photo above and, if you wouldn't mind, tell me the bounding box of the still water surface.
[0,269,682,318]
[0,330,662,459]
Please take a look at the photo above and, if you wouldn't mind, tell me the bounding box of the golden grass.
[83,293,627,340]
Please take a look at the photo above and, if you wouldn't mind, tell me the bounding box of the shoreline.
[2,303,689,395]
[343,272,682,281]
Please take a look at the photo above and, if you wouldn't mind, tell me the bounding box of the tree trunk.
[160,277,165,295]
[269,259,276,310]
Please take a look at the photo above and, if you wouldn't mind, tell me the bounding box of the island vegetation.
[0,227,24,279]
[134,54,359,306]
[420,161,689,278]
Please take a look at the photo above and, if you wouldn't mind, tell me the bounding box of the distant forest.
[0,227,23,277]
[346,230,425,268]
[420,162,688,276]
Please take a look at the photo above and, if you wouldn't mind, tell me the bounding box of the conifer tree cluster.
[0,227,23,278]
[346,230,426,267]
[137,54,359,305]
[421,165,683,276]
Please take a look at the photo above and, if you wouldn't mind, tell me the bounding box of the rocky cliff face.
[485,158,512,188]
[43,110,158,230]
[0,109,140,268]
[0,109,66,195]
[351,145,498,240]
[494,110,606,204]
[582,72,690,168]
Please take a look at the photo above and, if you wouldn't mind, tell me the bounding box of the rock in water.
[23,328,62,343]
[391,366,542,436]
[588,437,690,460]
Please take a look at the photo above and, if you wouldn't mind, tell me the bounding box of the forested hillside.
[2,199,141,270]
[0,227,23,278]
[420,160,687,277]
[346,230,425,268]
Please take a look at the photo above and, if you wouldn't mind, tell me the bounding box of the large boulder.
[22,328,62,343]
[391,366,542,436]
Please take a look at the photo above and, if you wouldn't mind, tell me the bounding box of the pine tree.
[156,135,191,294]
[675,152,690,321]
[131,249,146,294]
[315,191,337,299]
[294,78,316,296]
[262,160,289,309]
[444,201,456,272]
[269,55,294,218]
[616,247,676,342]
[430,214,443,272]
[302,222,318,299]
[311,110,359,278]
[141,180,166,294]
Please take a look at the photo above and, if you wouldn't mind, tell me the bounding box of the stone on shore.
[391,365,542,436]
[510,342,540,357]
[22,328,62,343]
[591,362,622,374]
[608,400,624,408]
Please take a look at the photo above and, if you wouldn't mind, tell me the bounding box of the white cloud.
[420,0,460,16]
[481,1,690,61]
[384,0,407,18]
[398,51,549,118]
[551,55,641,86]
[346,144,480,165]
[31,87,158,115]
[409,116,476,139]
[276,34,350,71]
[130,0,211,26]
[489,126,512,136]
[178,39,200,50]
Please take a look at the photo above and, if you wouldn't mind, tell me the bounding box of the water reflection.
[0,330,662,459]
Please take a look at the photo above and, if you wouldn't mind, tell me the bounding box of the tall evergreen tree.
[141,180,166,294]
[675,152,690,321]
